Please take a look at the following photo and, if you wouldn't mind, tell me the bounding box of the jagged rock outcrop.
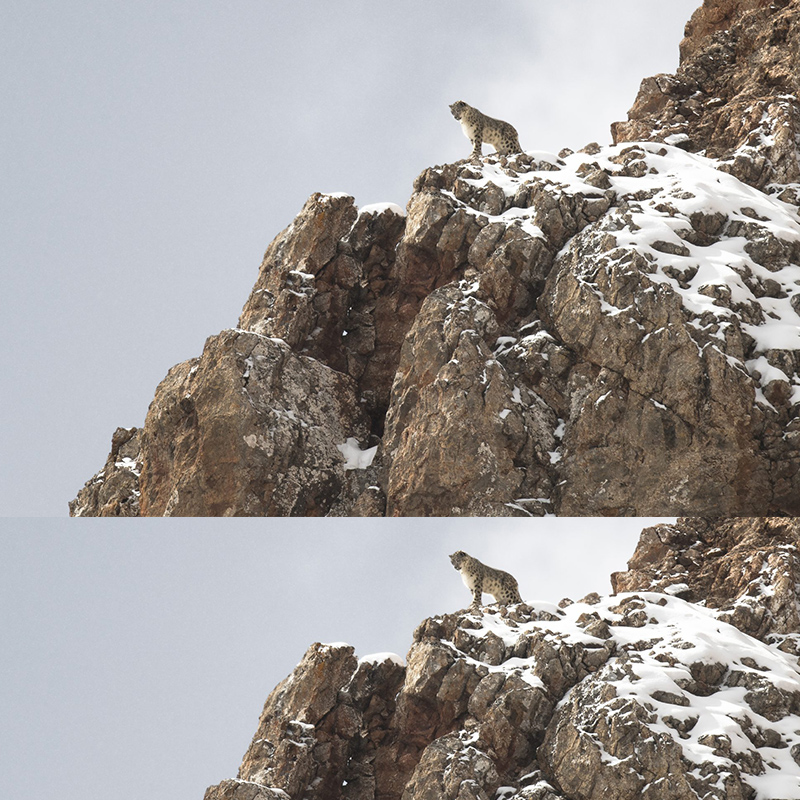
[69,426,142,516]
[612,516,800,650]
[136,329,376,517]
[203,517,800,800]
[204,782,289,800]
[613,0,800,191]
[71,0,800,516]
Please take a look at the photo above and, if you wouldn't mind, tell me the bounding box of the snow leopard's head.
[449,550,467,569]
[449,101,467,120]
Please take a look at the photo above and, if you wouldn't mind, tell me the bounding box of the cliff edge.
[71,0,800,516]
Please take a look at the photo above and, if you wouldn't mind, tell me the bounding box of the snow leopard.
[449,550,523,608]
[449,101,522,158]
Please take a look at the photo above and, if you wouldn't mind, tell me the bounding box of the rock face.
[613,0,800,191]
[203,517,800,800]
[69,426,142,517]
[612,516,800,649]
[71,0,800,516]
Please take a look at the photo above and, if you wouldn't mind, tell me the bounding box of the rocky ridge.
[612,516,800,649]
[71,0,800,516]
[203,517,800,800]
[613,0,800,192]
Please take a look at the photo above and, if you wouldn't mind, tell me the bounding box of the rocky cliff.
[202,517,800,800]
[71,0,800,516]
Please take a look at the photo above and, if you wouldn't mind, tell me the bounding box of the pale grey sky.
[1,0,699,515]
[1,517,672,800]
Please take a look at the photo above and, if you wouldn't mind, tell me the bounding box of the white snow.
[459,143,800,409]
[664,132,690,145]
[746,355,791,384]
[357,201,406,217]
[440,184,545,240]
[441,592,800,799]
[288,268,314,282]
[494,336,518,357]
[441,633,547,691]
[504,497,553,516]
[565,143,800,401]
[358,652,406,667]
[114,457,140,475]
[336,437,378,470]
[594,391,612,407]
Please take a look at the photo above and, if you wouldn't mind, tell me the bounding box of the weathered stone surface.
[235,646,408,800]
[613,0,800,190]
[539,662,697,800]
[537,589,800,800]
[399,732,500,800]
[237,193,359,347]
[237,643,361,798]
[382,282,558,516]
[138,329,371,516]
[238,194,413,423]
[69,426,142,516]
[204,780,289,800]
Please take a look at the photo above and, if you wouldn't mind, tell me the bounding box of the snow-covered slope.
[463,143,800,406]
[484,593,800,800]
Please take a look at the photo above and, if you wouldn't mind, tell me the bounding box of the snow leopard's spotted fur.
[449,550,523,609]
[449,100,522,158]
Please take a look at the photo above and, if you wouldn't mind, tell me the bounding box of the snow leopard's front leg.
[471,576,483,608]
[470,122,484,158]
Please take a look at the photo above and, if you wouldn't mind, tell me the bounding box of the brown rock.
[137,330,371,516]
[69,427,142,516]
[382,282,558,517]
[400,733,500,800]
[613,0,800,190]
[539,668,696,800]
[611,517,800,643]
[237,643,360,798]
[238,194,408,424]
[204,781,290,800]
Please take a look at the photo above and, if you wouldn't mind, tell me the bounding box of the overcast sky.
[2,516,673,800]
[1,0,698,515]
